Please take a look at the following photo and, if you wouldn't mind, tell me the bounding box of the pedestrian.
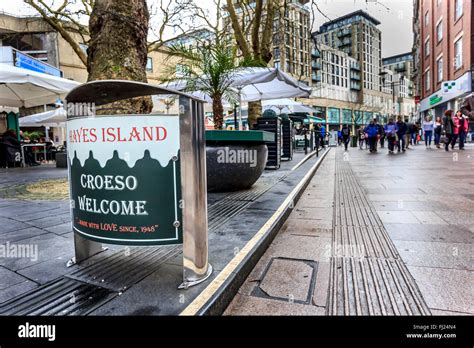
[364,120,379,153]
[456,110,469,150]
[452,111,463,150]
[358,126,366,150]
[341,124,351,151]
[442,110,455,152]
[337,129,342,146]
[320,125,326,149]
[460,92,474,119]
[384,118,397,154]
[379,122,386,148]
[434,116,442,148]
[396,116,407,152]
[422,116,434,148]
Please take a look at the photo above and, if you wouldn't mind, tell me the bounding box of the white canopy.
[262,98,317,114]
[0,64,80,108]
[19,107,67,127]
[160,67,311,103]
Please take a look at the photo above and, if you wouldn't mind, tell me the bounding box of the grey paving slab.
[24,213,72,229]
[408,266,474,314]
[0,267,33,289]
[0,217,35,233]
[0,233,73,271]
[17,256,72,285]
[0,227,49,244]
[224,293,325,315]
[279,219,332,238]
[372,201,450,212]
[44,222,72,235]
[411,211,448,225]
[312,261,330,308]
[385,224,474,243]
[377,211,421,224]
[394,240,473,270]
[0,280,38,304]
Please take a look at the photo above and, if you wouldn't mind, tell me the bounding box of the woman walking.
[422,116,434,148]
[434,116,442,148]
[456,110,469,150]
[442,110,455,152]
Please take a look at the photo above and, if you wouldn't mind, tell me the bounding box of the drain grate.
[0,278,115,316]
[66,245,182,292]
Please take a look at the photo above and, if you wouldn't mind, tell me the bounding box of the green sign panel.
[67,115,182,246]
[429,94,443,106]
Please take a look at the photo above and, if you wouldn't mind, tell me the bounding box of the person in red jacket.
[456,110,469,150]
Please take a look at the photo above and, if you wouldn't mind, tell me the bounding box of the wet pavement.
[225,144,474,315]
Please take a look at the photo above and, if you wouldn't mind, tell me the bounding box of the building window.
[437,57,443,82]
[424,39,430,58]
[454,37,463,69]
[455,0,463,21]
[424,11,429,27]
[436,21,443,42]
[425,70,430,91]
[437,0,442,6]
[146,57,153,72]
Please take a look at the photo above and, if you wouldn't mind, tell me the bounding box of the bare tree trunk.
[212,95,224,130]
[88,0,152,114]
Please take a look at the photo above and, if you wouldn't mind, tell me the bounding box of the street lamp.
[379,71,406,120]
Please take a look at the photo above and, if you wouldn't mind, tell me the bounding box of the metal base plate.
[178,264,213,290]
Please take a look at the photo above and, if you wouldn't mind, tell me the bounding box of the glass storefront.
[342,109,352,125]
[353,110,362,125]
[363,111,373,124]
[327,108,340,125]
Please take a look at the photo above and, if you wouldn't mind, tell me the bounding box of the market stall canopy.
[19,107,66,127]
[0,64,80,108]
[160,67,311,102]
[262,98,318,114]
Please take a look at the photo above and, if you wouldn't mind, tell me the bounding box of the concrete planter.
[206,130,274,193]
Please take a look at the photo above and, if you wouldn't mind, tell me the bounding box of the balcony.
[312,61,322,70]
[337,28,351,38]
[312,73,321,83]
[337,38,352,48]
[350,62,361,71]
[350,82,361,91]
[311,49,321,58]
[350,74,361,81]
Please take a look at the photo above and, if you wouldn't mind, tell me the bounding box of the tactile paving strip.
[328,153,431,316]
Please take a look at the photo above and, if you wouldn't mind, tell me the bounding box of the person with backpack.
[341,124,351,151]
[320,125,326,149]
[396,116,408,152]
[384,118,398,154]
[358,126,366,149]
[364,120,379,153]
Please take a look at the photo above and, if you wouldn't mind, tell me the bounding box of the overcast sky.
[1,0,413,58]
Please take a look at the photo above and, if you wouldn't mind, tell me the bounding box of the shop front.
[419,71,472,119]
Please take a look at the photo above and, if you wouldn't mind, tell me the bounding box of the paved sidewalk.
[225,144,474,315]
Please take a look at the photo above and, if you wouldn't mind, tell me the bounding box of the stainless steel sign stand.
[65,80,212,289]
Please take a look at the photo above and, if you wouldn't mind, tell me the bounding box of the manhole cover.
[253,257,317,304]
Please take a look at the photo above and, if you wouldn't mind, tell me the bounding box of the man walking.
[364,120,379,153]
[384,118,398,154]
[341,124,351,151]
[396,116,407,152]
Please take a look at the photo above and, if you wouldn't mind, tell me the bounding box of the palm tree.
[163,40,239,130]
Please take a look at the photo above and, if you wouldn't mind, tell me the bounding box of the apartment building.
[222,0,312,84]
[415,0,473,118]
[310,10,395,129]
[382,52,416,121]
